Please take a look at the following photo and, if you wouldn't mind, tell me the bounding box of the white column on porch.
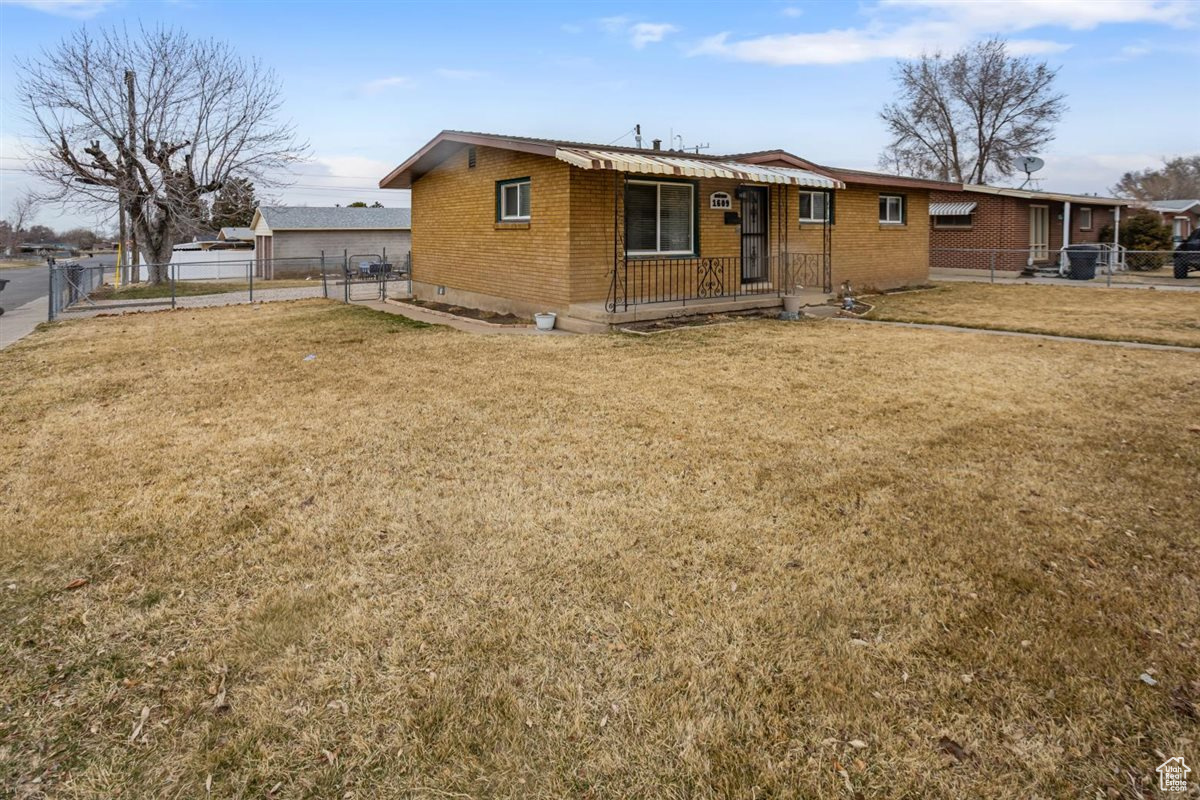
[1060,201,1072,272]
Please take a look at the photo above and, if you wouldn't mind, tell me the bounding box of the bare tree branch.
[877,38,1066,184]
[1111,155,1200,200]
[16,25,307,280]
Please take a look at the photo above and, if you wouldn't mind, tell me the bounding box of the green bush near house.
[1099,212,1173,270]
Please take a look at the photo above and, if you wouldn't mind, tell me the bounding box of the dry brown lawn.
[2,301,1198,799]
[867,282,1200,347]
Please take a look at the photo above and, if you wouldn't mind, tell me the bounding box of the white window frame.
[1078,207,1093,231]
[498,179,531,222]
[626,180,696,256]
[879,194,904,224]
[798,191,829,223]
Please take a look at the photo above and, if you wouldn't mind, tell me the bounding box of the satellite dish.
[1017,156,1045,174]
[1017,156,1044,188]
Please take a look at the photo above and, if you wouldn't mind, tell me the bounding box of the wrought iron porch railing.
[606,252,831,313]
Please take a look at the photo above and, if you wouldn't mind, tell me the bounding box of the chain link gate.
[333,250,411,303]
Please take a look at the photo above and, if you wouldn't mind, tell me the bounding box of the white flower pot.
[781,295,804,314]
[534,312,557,331]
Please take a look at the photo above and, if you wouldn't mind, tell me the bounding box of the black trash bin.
[1065,244,1100,280]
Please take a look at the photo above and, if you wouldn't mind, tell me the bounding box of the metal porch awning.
[554,148,844,189]
[929,201,977,215]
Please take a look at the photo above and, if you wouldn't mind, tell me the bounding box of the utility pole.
[118,194,127,285]
[124,68,142,283]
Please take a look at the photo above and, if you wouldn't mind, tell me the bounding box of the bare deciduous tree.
[1111,155,1200,201]
[16,26,305,281]
[5,192,39,255]
[878,38,1066,184]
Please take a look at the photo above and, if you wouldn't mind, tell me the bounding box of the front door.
[1030,205,1049,262]
[1174,217,1190,245]
[740,186,769,283]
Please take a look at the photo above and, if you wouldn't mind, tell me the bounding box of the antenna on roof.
[1016,156,1044,189]
[634,124,642,149]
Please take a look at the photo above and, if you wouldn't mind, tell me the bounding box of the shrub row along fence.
[47,251,412,321]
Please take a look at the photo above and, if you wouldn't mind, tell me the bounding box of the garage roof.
[252,206,412,233]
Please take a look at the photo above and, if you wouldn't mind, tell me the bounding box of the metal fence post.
[381,246,387,301]
[248,259,254,303]
[343,249,349,303]
[321,251,328,299]
[47,264,54,321]
[171,263,177,309]
[989,251,996,283]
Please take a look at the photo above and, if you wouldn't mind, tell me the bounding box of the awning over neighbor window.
[929,201,977,215]
[554,148,844,189]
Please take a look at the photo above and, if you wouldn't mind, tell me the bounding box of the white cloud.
[593,16,678,48]
[630,22,679,48]
[599,15,630,33]
[780,6,804,17]
[2,0,116,18]
[435,68,487,80]
[692,24,1066,65]
[691,0,1194,66]
[360,76,414,94]
[883,0,1197,31]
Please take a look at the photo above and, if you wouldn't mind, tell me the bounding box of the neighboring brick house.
[928,186,1128,276]
[378,131,938,330]
[249,206,411,278]
[1131,199,1200,246]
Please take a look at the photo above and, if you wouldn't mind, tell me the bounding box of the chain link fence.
[932,246,1199,285]
[48,250,412,321]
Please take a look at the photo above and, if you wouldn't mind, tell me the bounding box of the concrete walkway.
[933,272,1200,293]
[0,296,48,351]
[364,299,573,335]
[833,316,1200,353]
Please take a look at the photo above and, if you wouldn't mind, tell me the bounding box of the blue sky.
[1,0,1198,229]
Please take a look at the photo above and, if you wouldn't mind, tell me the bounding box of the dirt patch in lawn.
[1,300,1198,798]
[867,281,1200,347]
[619,309,779,333]
[399,297,530,325]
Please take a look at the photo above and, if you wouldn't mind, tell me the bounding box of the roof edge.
[960,184,1128,206]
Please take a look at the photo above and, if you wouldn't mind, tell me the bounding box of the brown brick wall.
[930,190,1123,271]
[411,144,572,310]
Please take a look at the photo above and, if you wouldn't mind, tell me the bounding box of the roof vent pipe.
[652,138,661,151]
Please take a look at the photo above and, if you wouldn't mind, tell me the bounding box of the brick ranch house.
[378,131,945,330]
[1131,199,1200,246]
[928,186,1129,277]
[250,206,412,279]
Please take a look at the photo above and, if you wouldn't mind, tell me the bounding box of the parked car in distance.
[1174,229,1200,279]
